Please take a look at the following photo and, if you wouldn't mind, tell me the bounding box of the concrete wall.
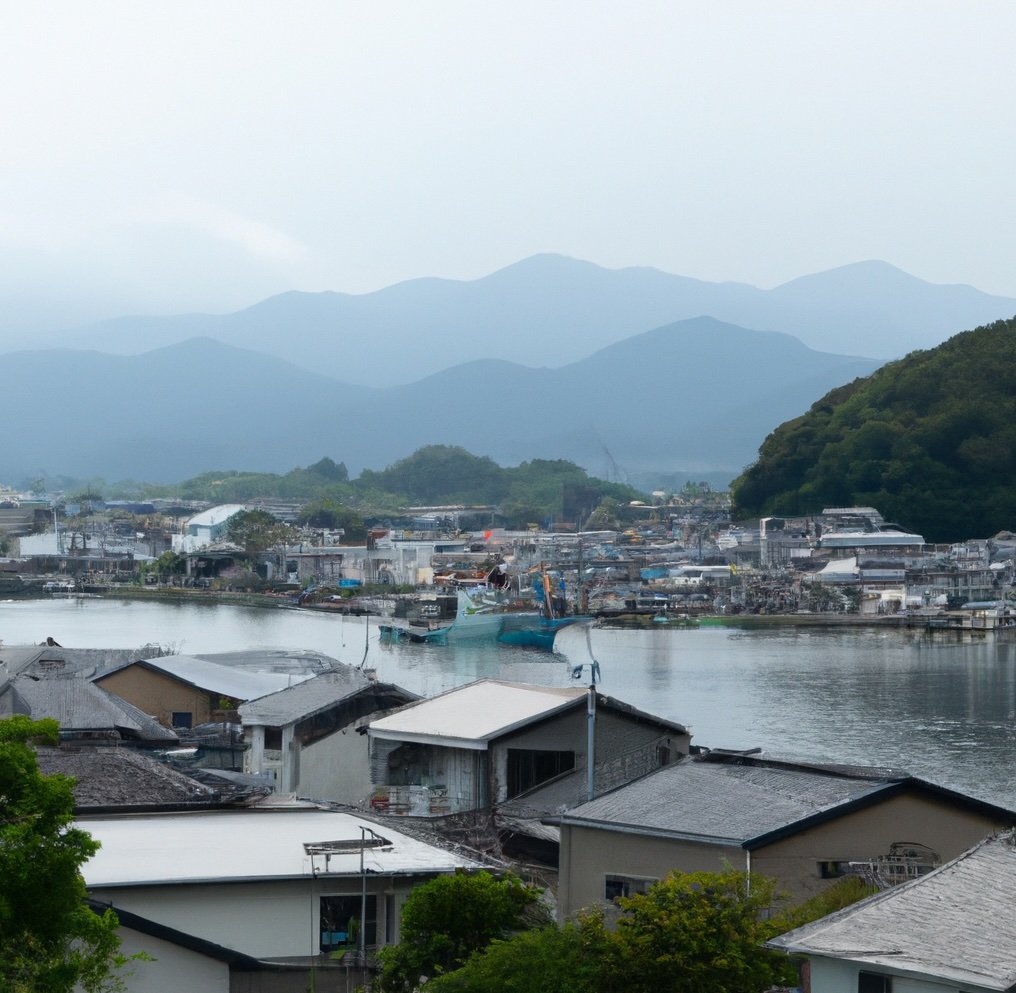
[299,720,374,805]
[753,791,1005,902]
[558,824,743,920]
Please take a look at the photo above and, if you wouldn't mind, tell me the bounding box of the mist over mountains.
[3,320,876,485]
[4,255,1013,488]
[27,254,1016,388]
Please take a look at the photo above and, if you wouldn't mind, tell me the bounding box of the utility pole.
[572,658,601,801]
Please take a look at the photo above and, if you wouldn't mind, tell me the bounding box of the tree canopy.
[375,870,547,992]
[0,716,125,993]
[296,498,366,538]
[423,869,801,993]
[225,509,299,558]
[138,447,644,529]
[731,317,1016,542]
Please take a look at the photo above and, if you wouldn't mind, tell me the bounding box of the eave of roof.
[546,812,745,848]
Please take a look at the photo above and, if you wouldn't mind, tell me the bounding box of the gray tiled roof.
[36,745,221,809]
[557,756,890,845]
[238,668,379,725]
[770,833,1016,991]
[0,645,146,685]
[12,674,177,742]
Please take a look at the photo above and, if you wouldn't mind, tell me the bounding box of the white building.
[172,504,247,554]
[81,804,483,992]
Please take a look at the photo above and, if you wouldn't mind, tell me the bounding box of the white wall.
[107,927,230,993]
[808,956,991,993]
[95,878,402,960]
[300,721,374,804]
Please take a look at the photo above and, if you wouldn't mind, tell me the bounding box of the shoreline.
[57,586,917,630]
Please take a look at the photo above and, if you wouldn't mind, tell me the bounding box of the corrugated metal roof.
[13,675,177,741]
[367,679,588,749]
[770,833,1016,991]
[79,808,483,887]
[195,649,339,677]
[102,655,314,701]
[557,756,890,845]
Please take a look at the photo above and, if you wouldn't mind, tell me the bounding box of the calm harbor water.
[3,597,1016,807]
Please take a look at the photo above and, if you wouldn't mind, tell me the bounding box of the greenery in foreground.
[376,867,875,993]
[53,447,647,530]
[0,717,129,993]
[731,316,1016,542]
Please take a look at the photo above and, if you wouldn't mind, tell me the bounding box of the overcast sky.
[2,1,1014,329]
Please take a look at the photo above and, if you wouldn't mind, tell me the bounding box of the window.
[819,860,849,879]
[858,971,892,993]
[604,874,656,902]
[171,711,192,729]
[320,895,377,951]
[506,748,575,798]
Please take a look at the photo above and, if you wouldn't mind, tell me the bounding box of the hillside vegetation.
[730,317,1016,542]
[143,447,643,529]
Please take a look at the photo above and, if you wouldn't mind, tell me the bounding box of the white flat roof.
[368,679,587,750]
[79,808,480,887]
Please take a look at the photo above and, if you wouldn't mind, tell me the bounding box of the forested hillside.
[143,447,643,529]
[730,317,1016,542]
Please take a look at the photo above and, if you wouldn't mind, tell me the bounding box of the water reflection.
[3,599,1016,804]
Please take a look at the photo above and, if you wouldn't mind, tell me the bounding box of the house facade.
[94,655,316,731]
[366,679,691,818]
[239,671,417,799]
[552,752,1016,918]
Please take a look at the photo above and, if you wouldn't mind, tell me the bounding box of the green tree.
[152,551,186,576]
[389,869,874,993]
[0,716,126,992]
[375,870,546,992]
[771,875,877,934]
[225,509,299,559]
[600,870,794,993]
[586,497,620,529]
[296,498,365,539]
[425,918,606,993]
[306,456,348,482]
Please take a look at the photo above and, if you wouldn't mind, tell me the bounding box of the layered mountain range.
[5,255,1014,486]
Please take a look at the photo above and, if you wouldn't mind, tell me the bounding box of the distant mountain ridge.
[0,319,878,485]
[30,254,1016,388]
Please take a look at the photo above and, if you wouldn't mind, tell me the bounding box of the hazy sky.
[2,1,1014,329]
